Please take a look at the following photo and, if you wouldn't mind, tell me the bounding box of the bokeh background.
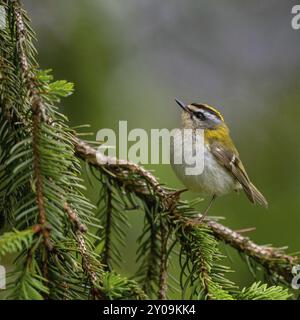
[23,0,300,292]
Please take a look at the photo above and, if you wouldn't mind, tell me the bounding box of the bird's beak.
[175,98,189,112]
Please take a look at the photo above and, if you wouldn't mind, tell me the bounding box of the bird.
[170,99,268,216]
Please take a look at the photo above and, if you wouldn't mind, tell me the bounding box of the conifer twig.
[158,220,168,300]
[102,189,112,271]
[13,1,52,284]
[63,202,104,299]
[74,138,299,284]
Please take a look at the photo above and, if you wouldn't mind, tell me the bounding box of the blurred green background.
[23,0,300,291]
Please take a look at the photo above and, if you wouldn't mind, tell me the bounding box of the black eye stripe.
[191,103,223,121]
[193,111,206,120]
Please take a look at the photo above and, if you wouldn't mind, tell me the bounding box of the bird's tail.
[248,182,268,209]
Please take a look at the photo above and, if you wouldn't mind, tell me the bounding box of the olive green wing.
[210,141,268,208]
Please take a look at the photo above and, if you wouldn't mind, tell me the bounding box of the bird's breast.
[170,130,240,196]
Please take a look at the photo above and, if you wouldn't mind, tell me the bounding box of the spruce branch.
[1,1,148,300]
[64,199,147,300]
[102,188,113,271]
[0,225,40,257]
[63,202,104,299]
[64,202,87,233]
[200,219,297,284]
[235,281,291,300]
[12,1,52,286]
[95,175,130,271]
[158,216,169,300]
[74,138,299,284]
[136,202,161,297]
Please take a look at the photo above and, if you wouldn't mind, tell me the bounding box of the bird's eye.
[194,111,206,121]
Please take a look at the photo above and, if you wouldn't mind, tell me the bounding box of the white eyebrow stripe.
[203,110,218,120]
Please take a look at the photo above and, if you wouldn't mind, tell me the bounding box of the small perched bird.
[171,99,268,215]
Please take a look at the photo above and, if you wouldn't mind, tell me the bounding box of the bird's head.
[175,99,225,130]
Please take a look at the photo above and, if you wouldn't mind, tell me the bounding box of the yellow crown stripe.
[203,105,224,122]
